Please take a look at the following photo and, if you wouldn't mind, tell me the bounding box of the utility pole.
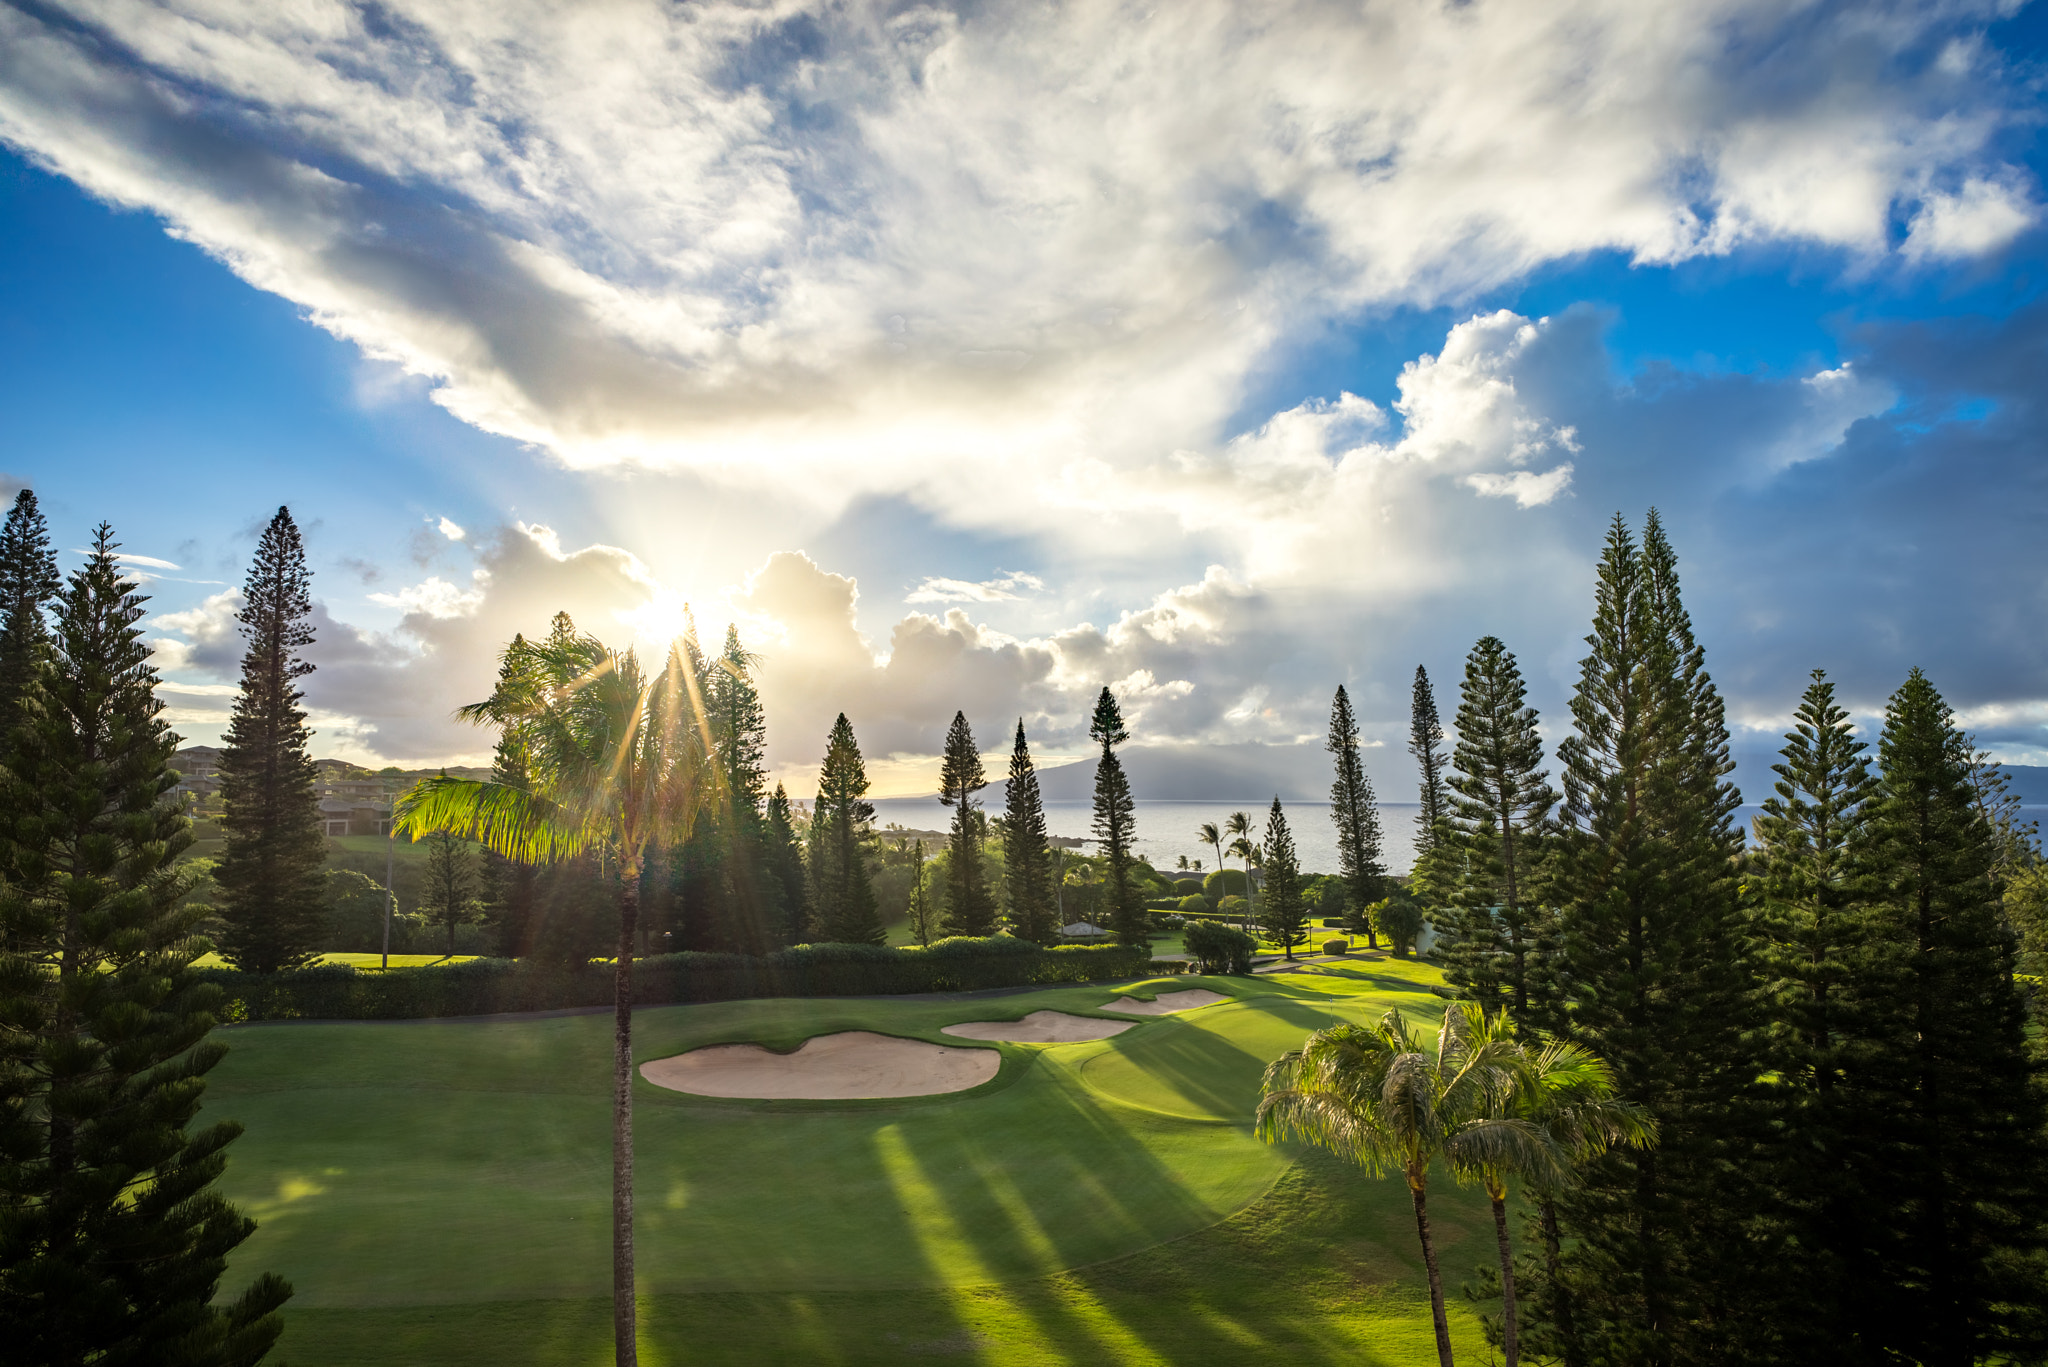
[383,797,395,970]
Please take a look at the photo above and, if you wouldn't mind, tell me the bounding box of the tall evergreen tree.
[1258,798,1308,958]
[1410,665,1450,857]
[1852,669,2048,1365]
[1441,637,1559,1028]
[707,626,775,951]
[214,508,325,972]
[937,711,996,936]
[762,784,810,944]
[1536,512,1757,1367]
[1088,688,1146,949]
[811,714,883,945]
[0,488,60,731]
[0,525,290,1362]
[1328,685,1387,948]
[478,635,540,957]
[421,828,481,956]
[1744,668,1892,1363]
[1002,720,1058,944]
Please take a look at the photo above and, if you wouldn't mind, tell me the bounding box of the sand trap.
[640,1031,998,1100]
[941,1010,1136,1044]
[1100,988,1230,1016]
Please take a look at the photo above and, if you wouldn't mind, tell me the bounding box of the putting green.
[208,960,1490,1363]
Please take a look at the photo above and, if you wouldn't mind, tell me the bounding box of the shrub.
[1203,868,1248,900]
[1148,958,1193,975]
[1371,895,1425,957]
[1323,938,1349,955]
[1177,894,1211,913]
[1181,919,1256,975]
[1216,895,1247,920]
[1172,878,1204,897]
[197,937,1151,1022]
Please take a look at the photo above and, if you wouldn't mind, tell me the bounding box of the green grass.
[191,952,481,971]
[208,960,1489,1364]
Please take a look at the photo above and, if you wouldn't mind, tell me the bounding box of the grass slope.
[209,961,1490,1365]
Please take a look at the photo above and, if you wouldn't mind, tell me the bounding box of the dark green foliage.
[1537,512,1756,1367]
[761,785,810,945]
[1327,685,1386,947]
[1089,688,1146,949]
[1181,919,1256,974]
[197,938,1152,1021]
[1849,669,2048,1364]
[478,656,539,957]
[214,507,326,972]
[1441,636,1559,1029]
[322,868,391,953]
[420,829,482,957]
[937,711,996,936]
[1001,720,1058,944]
[1742,668,1895,1362]
[809,714,883,946]
[1257,799,1308,957]
[0,488,59,733]
[1371,892,1425,957]
[1202,868,1247,901]
[0,525,290,1363]
[703,626,778,954]
[1410,665,1450,858]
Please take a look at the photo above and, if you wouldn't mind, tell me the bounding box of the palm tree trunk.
[612,875,640,1367]
[1492,1191,1520,1367]
[1410,1179,1455,1367]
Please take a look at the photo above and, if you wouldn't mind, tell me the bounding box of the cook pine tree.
[1440,636,1559,1030]
[0,525,291,1362]
[1850,669,2048,1366]
[0,487,60,732]
[1410,664,1450,856]
[1328,684,1387,948]
[708,625,776,951]
[1002,720,1059,944]
[214,506,327,972]
[1743,668,1892,1363]
[1089,688,1146,948]
[1258,798,1308,957]
[1533,512,1760,1367]
[762,784,811,944]
[810,713,883,945]
[938,710,996,936]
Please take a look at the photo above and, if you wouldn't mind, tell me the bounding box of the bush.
[1216,895,1247,920]
[1148,958,1193,975]
[1173,878,1204,898]
[1203,868,1248,900]
[1371,895,1425,957]
[1181,919,1256,975]
[1177,894,1211,913]
[1323,938,1349,955]
[1320,917,1345,928]
[198,937,1152,1022]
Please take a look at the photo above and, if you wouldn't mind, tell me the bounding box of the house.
[169,745,223,801]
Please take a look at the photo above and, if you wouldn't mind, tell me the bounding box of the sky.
[1,0,2045,799]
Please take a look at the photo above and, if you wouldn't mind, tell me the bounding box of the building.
[169,745,223,801]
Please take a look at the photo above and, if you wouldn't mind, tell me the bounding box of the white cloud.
[1903,176,2037,261]
[905,571,1046,604]
[369,575,486,620]
[0,0,2030,520]
[436,517,467,542]
[1463,465,1575,507]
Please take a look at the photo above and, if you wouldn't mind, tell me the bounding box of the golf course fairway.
[208,960,1495,1364]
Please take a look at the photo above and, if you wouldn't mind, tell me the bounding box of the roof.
[1058,921,1108,936]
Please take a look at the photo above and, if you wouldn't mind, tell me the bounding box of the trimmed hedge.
[200,937,1152,1023]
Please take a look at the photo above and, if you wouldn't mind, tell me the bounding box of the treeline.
[0,498,290,1359]
[1394,511,2048,1365]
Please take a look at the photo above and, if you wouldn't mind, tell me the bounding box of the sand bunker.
[941,1011,1136,1044]
[640,1031,998,1100]
[1101,988,1230,1016]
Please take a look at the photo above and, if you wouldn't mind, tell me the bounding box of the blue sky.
[2,0,2045,795]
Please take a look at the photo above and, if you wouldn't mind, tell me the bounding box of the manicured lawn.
[192,952,481,971]
[207,961,1491,1365]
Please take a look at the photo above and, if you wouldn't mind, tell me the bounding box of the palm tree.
[1228,832,1262,935]
[1198,820,1225,892]
[1257,1007,1551,1367]
[395,627,714,1367]
[1442,1006,1654,1367]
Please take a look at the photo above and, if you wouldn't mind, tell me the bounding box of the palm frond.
[392,776,598,863]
